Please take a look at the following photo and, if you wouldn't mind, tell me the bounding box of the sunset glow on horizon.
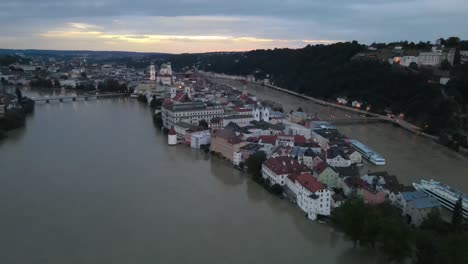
[0,1,467,53]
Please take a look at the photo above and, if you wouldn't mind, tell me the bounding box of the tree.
[270,184,283,195]
[409,62,418,70]
[246,151,266,181]
[378,216,412,262]
[80,72,87,78]
[150,95,163,110]
[137,94,147,103]
[297,107,304,112]
[198,119,209,129]
[453,49,461,65]
[440,59,451,71]
[15,87,22,101]
[21,97,35,114]
[332,197,368,247]
[0,77,7,85]
[153,112,162,126]
[451,196,464,229]
[446,37,461,48]
[53,79,61,88]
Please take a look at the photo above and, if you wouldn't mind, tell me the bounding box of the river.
[219,80,468,193]
[0,91,379,263]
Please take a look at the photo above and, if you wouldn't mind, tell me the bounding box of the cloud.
[0,0,467,52]
[68,22,101,29]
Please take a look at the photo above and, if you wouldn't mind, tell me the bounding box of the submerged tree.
[198,119,209,129]
[246,151,266,181]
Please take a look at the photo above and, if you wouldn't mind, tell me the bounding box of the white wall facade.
[327,155,352,167]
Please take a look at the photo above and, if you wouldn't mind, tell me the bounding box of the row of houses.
[160,75,442,226]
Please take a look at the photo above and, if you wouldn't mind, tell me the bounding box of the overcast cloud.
[0,0,467,53]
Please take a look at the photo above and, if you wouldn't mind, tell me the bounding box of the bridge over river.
[32,93,128,103]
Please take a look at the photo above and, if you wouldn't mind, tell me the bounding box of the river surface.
[221,80,468,193]
[0,91,379,263]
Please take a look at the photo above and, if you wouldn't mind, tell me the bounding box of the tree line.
[332,197,467,263]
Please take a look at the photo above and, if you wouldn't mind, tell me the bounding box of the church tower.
[149,64,156,81]
[171,87,177,99]
[184,86,192,99]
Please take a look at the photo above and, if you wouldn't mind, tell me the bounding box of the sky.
[1,0,467,53]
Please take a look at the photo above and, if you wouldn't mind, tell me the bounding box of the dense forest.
[168,40,468,135]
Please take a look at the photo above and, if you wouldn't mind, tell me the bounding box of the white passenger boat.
[413,179,468,218]
[349,139,385,165]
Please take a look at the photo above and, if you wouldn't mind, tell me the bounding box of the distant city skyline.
[1,0,467,53]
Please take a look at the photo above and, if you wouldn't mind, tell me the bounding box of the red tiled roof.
[259,135,277,144]
[168,126,176,135]
[276,135,307,145]
[344,177,377,193]
[296,172,326,193]
[263,156,309,175]
[293,135,307,144]
[246,137,260,143]
[162,98,173,107]
[173,92,192,103]
[313,161,327,172]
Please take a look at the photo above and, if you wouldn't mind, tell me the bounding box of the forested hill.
[170,42,468,135]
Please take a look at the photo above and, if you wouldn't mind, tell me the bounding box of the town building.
[210,129,246,161]
[276,135,307,147]
[282,120,311,139]
[157,63,174,86]
[326,146,352,167]
[190,130,211,149]
[173,122,197,139]
[342,177,385,205]
[418,48,456,66]
[286,172,332,220]
[253,107,270,122]
[168,126,177,145]
[222,115,254,127]
[348,149,362,164]
[161,101,224,129]
[315,166,340,189]
[289,111,307,123]
[262,156,309,186]
[303,148,324,169]
[233,143,263,166]
[311,128,344,149]
[210,117,223,130]
[396,191,440,226]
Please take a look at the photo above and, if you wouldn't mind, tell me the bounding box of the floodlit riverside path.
[0,93,379,264]
[214,78,468,193]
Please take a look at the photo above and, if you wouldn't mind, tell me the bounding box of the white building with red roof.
[287,172,332,220]
[262,156,309,186]
[168,126,177,145]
